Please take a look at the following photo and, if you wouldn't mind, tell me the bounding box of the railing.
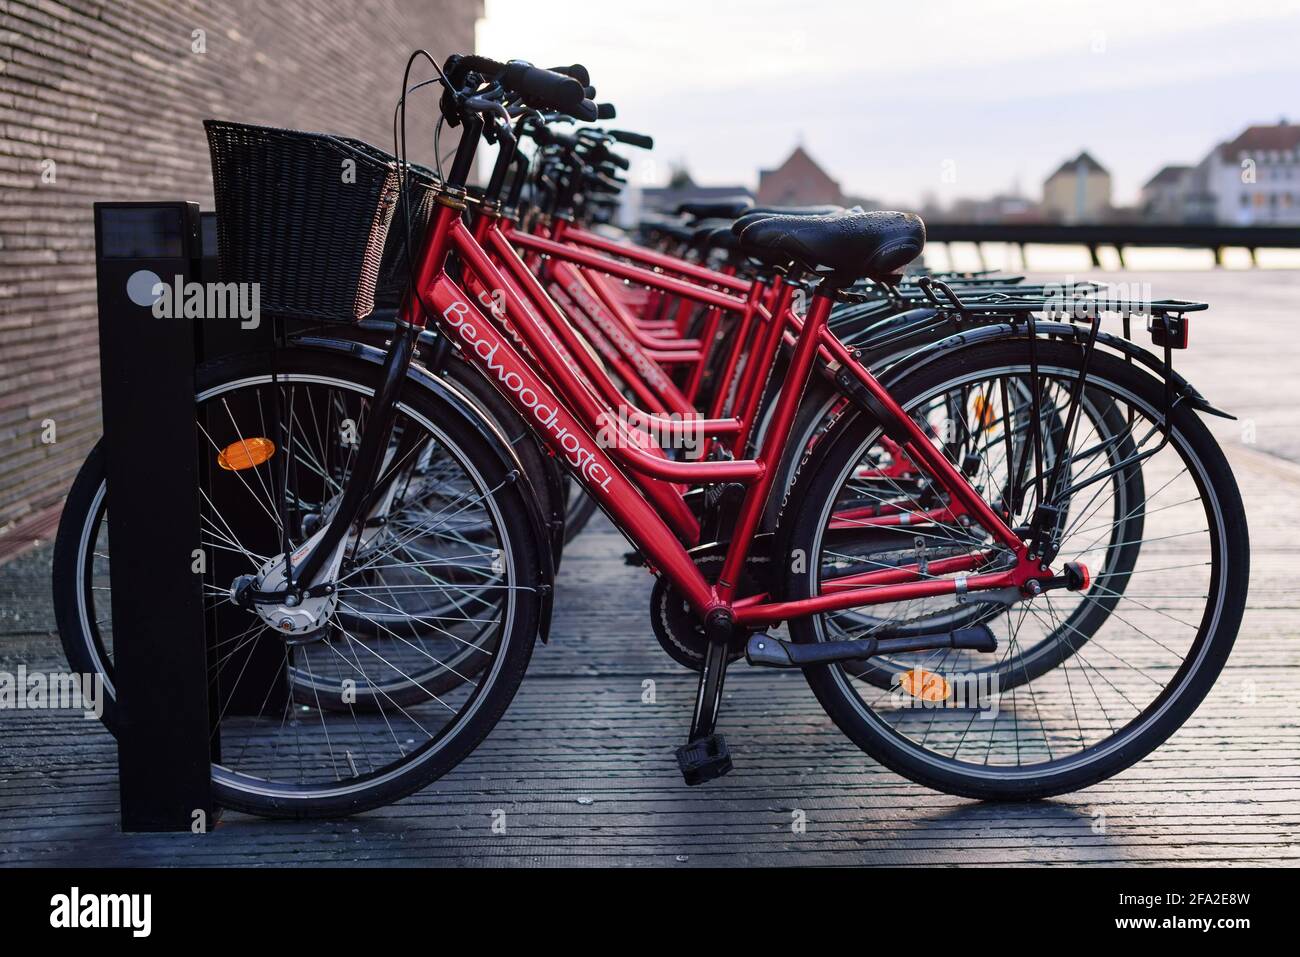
[924,222,1300,267]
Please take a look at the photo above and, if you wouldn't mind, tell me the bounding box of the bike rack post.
[94,202,215,832]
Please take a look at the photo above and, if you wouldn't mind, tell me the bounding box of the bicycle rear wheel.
[778,339,1248,800]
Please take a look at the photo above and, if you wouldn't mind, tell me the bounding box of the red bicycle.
[54,54,1248,817]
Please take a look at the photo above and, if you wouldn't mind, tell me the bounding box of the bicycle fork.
[278,322,421,596]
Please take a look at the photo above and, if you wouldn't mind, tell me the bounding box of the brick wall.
[0,0,481,544]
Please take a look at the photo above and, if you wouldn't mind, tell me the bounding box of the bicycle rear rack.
[901,276,1213,559]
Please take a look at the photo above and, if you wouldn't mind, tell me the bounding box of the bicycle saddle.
[734,210,925,282]
[676,197,754,220]
[744,203,844,217]
[689,218,740,250]
[646,221,697,242]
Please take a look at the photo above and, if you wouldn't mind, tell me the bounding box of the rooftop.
[1219,121,1300,158]
[1046,151,1109,180]
[1143,164,1193,189]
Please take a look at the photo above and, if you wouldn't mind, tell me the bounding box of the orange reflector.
[898,668,951,702]
[972,395,997,429]
[217,437,276,471]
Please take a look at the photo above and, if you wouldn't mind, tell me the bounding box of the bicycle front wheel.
[53,347,544,817]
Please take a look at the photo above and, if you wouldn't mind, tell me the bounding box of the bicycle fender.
[289,333,557,642]
[876,320,1235,420]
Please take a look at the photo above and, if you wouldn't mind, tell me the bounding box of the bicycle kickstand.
[675,609,736,785]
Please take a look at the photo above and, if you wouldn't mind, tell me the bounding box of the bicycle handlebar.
[600,150,630,170]
[502,61,588,113]
[444,54,589,117]
[436,53,647,217]
[609,129,653,149]
[548,63,590,87]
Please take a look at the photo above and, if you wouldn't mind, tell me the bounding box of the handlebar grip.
[571,98,599,122]
[530,126,579,149]
[585,174,622,195]
[502,62,586,113]
[549,63,590,87]
[441,54,511,126]
[596,102,616,120]
[601,151,630,171]
[450,54,509,79]
[609,129,653,149]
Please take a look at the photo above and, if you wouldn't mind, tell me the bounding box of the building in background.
[1041,151,1112,223]
[945,190,1044,224]
[637,165,754,216]
[0,0,481,556]
[1132,122,1300,225]
[1140,165,1195,222]
[757,145,844,207]
[1201,121,1300,225]
[634,146,879,225]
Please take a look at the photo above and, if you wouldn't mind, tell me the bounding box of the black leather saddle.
[688,218,741,251]
[744,203,844,217]
[676,197,754,220]
[734,210,925,282]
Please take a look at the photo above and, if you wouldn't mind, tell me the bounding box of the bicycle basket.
[379,164,441,309]
[327,142,441,311]
[204,120,401,322]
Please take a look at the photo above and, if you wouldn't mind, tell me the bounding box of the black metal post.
[94,202,215,831]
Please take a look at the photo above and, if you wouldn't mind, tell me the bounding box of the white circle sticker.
[126,269,164,308]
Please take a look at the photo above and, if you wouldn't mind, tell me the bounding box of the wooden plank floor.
[1,269,1298,867]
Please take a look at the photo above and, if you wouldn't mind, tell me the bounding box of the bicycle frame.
[471,217,760,455]
[500,217,865,455]
[502,219,754,420]
[395,198,1042,626]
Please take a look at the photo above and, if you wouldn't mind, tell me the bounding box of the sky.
[477,0,1300,208]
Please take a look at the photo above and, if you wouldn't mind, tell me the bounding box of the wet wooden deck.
[1,270,1298,867]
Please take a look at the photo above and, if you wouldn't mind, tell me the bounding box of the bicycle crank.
[650,552,765,671]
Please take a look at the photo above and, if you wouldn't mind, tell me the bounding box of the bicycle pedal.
[675,733,733,786]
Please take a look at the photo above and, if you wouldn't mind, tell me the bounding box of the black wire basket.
[205,120,402,322]
[366,158,441,311]
[329,137,441,308]
[379,164,441,309]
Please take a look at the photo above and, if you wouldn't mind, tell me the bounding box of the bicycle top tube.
[479,210,777,439]
[550,218,752,295]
